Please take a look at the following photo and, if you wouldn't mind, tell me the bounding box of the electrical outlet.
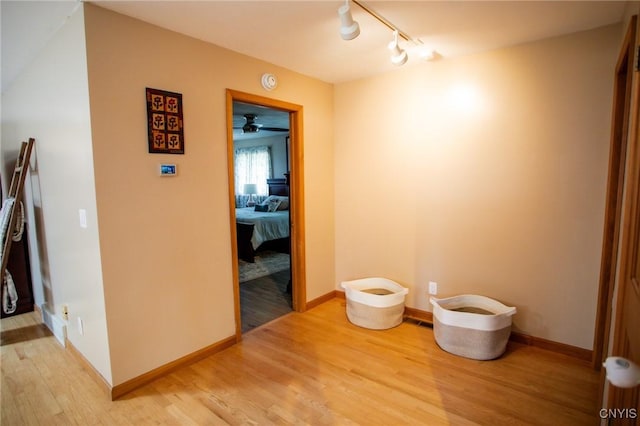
[62,305,69,321]
[428,281,438,295]
[77,317,84,336]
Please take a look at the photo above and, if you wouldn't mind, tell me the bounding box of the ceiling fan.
[235,113,288,134]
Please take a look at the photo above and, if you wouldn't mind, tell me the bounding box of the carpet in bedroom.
[239,251,290,283]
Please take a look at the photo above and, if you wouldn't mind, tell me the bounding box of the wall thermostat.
[261,73,278,91]
[159,164,177,176]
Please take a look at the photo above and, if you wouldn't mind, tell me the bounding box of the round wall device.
[261,73,278,91]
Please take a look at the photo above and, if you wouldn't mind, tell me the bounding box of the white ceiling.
[1,0,629,92]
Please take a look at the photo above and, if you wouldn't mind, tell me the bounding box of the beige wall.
[1,8,111,383]
[334,24,620,349]
[83,4,334,385]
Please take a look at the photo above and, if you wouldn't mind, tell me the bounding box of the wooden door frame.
[593,14,640,410]
[593,15,637,372]
[608,15,640,409]
[225,89,307,339]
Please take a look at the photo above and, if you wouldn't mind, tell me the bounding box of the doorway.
[592,17,636,371]
[595,15,640,412]
[605,14,640,411]
[225,89,306,337]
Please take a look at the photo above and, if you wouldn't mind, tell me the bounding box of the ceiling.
[1,0,629,93]
[90,1,630,82]
[232,101,290,141]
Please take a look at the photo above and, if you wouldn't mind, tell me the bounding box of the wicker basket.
[341,277,408,330]
[430,295,516,360]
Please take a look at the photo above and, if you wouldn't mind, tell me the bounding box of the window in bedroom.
[234,146,272,196]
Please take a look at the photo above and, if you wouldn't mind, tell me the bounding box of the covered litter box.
[430,295,516,360]
[341,277,409,330]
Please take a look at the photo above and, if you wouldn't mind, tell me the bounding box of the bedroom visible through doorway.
[226,89,306,337]
[233,100,291,332]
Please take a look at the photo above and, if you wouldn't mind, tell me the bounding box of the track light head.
[338,1,360,40]
[388,30,408,66]
[338,1,435,65]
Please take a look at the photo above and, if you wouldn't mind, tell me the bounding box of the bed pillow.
[262,195,289,211]
[276,196,289,211]
[254,204,269,212]
[266,198,282,212]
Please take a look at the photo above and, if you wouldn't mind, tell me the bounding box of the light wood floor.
[2,298,599,425]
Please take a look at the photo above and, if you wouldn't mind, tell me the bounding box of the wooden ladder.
[1,138,35,284]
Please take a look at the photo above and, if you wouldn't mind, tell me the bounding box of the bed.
[236,178,290,262]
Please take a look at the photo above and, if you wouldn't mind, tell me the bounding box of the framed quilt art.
[146,87,184,154]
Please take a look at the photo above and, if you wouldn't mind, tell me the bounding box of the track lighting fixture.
[338,0,437,67]
[388,30,407,66]
[338,0,360,41]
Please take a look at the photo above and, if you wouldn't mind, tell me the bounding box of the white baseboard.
[40,304,66,347]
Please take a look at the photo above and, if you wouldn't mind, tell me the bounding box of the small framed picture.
[146,87,184,154]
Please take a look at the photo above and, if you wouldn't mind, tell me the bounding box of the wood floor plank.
[240,269,292,333]
[1,298,599,425]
